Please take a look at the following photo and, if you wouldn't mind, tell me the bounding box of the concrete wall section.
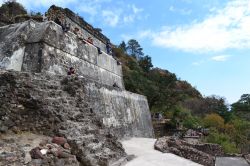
[87,84,154,138]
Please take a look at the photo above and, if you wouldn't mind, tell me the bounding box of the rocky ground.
[0,71,128,166]
[154,136,224,166]
[0,133,79,166]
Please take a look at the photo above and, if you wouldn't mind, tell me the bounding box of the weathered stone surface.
[0,20,123,88]
[192,143,224,156]
[0,5,154,165]
[0,70,153,165]
[154,136,220,166]
[47,5,110,53]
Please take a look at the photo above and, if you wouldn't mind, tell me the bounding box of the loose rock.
[52,137,67,146]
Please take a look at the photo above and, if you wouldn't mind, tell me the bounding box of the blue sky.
[6,0,250,104]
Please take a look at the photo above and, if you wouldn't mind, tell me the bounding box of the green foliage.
[169,106,189,128]
[203,113,225,130]
[230,118,250,152]
[0,0,27,21]
[205,128,239,153]
[138,55,153,72]
[181,95,233,122]
[126,39,144,59]
[231,94,250,121]
[118,41,127,53]
[183,115,202,129]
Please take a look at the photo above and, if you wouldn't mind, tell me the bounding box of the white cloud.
[149,0,250,53]
[132,4,143,14]
[11,0,144,27]
[123,4,144,24]
[211,55,231,61]
[138,30,153,39]
[169,6,192,15]
[123,14,135,23]
[192,60,205,66]
[102,10,120,27]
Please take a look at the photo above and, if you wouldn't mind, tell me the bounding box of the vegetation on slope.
[114,39,250,153]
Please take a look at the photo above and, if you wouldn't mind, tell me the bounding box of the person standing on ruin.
[106,41,112,55]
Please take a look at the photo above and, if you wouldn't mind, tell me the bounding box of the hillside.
[113,41,250,154]
[113,47,201,113]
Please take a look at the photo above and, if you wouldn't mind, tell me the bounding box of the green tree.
[138,55,153,72]
[126,39,144,59]
[0,0,27,21]
[183,115,202,129]
[231,94,250,120]
[118,41,127,53]
[232,94,250,112]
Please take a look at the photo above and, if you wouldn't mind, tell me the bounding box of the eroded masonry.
[0,5,154,166]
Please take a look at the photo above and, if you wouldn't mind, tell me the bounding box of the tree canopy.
[0,0,27,21]
[126,39,144,59]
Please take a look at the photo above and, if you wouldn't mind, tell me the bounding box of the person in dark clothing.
[97,47,102,54]
[67,67,75,75]
[106,41,112,55]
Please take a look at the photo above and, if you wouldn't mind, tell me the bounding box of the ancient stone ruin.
[154,136,224,166]
[0,5,154,166]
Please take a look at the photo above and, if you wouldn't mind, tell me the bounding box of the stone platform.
[0,20,124,89]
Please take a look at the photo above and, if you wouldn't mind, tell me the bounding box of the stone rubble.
[28,136,79,166]
[154,136,224,166]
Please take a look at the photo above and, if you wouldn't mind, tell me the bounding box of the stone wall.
[88,85,154,138]
[0,70,153,139]
[0,20,124,89]
[47,5,109,53]
[0,20,154,139]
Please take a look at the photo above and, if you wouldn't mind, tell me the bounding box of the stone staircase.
[0,71,127,166]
